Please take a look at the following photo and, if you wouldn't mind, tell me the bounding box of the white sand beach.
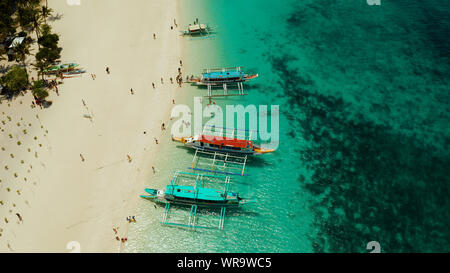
[0,0,187,252]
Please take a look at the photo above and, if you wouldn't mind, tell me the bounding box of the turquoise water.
[126,0,450,252]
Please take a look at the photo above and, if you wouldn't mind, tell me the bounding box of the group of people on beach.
[112,216,136,243]
[176,65,183,87]
[113,227,127,243]
[29,77,59,109]
[153,62,183,89]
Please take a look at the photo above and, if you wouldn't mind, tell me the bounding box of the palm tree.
[41,5,53,23]
[15,1,44,47]
[32,59,49,80]
[14,37,32,66]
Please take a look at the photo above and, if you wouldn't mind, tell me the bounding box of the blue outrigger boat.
[189,67,258,86]
[188,66,258,97]
[140,171,253,230]
[141,185,245,207]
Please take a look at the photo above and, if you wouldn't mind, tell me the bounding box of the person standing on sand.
[161,77,164,84]
[172,99,175,104]
[152,166,155,173]
[127,155,132,162]
[106,67,110,74]
[154,138,158,144]
[16,213,22,223]
[152,82,155,89]
[130,88,134,95]
[80,154,85,162]
[180,60,183,66]
[153,33,156,39]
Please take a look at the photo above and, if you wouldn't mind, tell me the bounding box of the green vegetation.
[31,79,48,100]
[13,35,32,64]
[16,0,44,42]
[0,0,16,40]
[35,24,61,77]
[0,66,29,97]
[0,0,60,102]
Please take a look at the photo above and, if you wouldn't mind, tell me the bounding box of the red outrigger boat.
[173,134,274,155]
[172,126,274,156]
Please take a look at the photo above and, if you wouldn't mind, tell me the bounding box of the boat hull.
[140,188,250,208]
[172,136,274,155]
[191,143,256,155]
[188,74,258,86]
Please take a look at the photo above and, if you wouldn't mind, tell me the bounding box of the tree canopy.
[0,66,29,97]
[31,79,48,100]
[0,0,16,40]
[36,24,61,69]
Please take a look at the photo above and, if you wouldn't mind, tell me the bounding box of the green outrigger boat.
[140,171,253,230]
[43,63,86,75]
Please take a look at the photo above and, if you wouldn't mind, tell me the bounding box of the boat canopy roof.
[188,24,206,32]
[198,135,253,149]
[8,37,25,48]
[202,71,244,79]
[165,185,237,201]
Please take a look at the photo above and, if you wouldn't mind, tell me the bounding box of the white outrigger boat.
[181,22,215,36]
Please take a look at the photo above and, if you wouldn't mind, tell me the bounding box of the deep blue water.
[127,0,450,253]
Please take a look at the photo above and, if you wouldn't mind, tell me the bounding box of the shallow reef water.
[127,0,449,252]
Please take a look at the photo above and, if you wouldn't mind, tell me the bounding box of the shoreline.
[120,0,229,253]
[0,0,188,252]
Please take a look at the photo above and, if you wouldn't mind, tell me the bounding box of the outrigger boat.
[187,67,258,97]
[140,171,254,230]
[181,22,215,36]
[188,67,258,86]
[44,63,78,74]
[44,62,86,75]
[173,135,274,155]
[141,185,247,208]
[172,125,274,156]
